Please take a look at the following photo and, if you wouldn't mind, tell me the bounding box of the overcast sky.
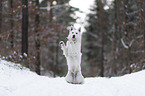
[69,0,95,31]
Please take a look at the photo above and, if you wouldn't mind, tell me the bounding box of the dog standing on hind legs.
[59,26,84,84]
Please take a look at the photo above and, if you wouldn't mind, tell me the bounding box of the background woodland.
[0,0,144,77]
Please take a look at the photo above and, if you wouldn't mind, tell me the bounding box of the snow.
[0,59,145,96]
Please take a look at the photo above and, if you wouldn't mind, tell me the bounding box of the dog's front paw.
[59,41,65,47]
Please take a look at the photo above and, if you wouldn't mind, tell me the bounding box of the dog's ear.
[71,27,73,31]
[78,27,81,32]
[70,25,74,31]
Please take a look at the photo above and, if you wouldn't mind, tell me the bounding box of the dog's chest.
[67,42,81,56]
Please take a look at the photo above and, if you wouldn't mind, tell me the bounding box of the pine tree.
[84,0,144,76]
[83,0,111,77]
[39,0,80,76]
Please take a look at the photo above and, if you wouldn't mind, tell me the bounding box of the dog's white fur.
[60,26,84,84]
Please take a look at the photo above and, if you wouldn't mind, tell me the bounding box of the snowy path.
[0,59,145,96]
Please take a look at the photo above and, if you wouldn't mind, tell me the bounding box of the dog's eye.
[76,33,78,34]
[72,32,74,34]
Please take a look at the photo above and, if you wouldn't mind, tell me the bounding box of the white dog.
[59,26,84,84]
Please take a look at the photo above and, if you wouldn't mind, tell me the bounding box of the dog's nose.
[73,35,75,38]
[72,35,75,38]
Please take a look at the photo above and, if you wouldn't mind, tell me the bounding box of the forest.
[0,0,145,77]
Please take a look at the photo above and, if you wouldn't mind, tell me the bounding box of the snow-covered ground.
[0,59,145,96]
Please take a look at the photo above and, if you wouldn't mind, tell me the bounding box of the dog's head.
[67,26,81,42]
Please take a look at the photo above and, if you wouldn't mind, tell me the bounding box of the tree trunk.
[35,0,40,75]
[122,0,129,72]
[0,0,2,41]
[128,47,131,73]
[49,0,53,23]
[139,0,144,68]
[112,0,119,76]
[143,0,145,60]
[10,0,14,48]
[122,0,126,34]
[99,0,104,77]
[22,0,28,55]
[112,24,116,76]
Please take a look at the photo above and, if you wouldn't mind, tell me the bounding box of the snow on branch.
[136,35,143,39]
[121,38,129,49]
[126,10,139,16]
[40,4,66,10]
[86,32,98,39]
[121,38,135,49]
[129,39,134,47]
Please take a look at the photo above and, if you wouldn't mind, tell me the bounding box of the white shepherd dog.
[59,26,84,84]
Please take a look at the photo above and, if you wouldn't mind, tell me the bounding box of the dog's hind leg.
[75,71,84,84]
